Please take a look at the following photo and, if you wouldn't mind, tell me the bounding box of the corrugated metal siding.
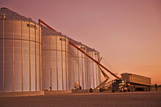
[69,44,88,89]
[0,19,41,92]
[42,29,69,90]
[87,50,101,89]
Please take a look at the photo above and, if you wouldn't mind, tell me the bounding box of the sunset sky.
[1,0,161,84]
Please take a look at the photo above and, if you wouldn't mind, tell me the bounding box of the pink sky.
[1,0,161,84]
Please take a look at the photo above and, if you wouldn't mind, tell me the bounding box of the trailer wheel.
[131,88,134,92]
[145,88,147,91]
[89,88,93,92]
[149,88,151,91]
[99,88,104,92]
[120,88,124,92]
[128,89,130,92]
[147,88,150,91]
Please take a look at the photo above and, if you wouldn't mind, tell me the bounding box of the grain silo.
[87,48,101,89]
[42,26,69,90]
[0,8,42,92]
[68,38,88,89]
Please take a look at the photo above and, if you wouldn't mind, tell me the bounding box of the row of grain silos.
[0,7,101,92]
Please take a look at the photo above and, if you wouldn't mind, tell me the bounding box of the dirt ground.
[0,91,161,107]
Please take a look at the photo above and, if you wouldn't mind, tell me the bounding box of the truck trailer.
[112,73,151,92]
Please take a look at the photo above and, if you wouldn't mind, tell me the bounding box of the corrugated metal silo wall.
[0,19,42,92]
[87,51,101,89]
[42,35,69,90]
[69,44,88,89]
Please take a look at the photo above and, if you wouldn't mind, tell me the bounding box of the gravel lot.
[0,91,161,107]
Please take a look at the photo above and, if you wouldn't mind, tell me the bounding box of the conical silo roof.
[41,25,62,36]
[68,37,82,45]
[68,37,98,52]
[0,7,36,23]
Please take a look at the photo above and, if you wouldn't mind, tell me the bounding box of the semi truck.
[112,73,151,92]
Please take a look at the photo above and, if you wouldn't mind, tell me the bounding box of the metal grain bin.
[42,26,69,90]
[87,48,101,89]
[121,73,151,86]
[68,39,88,89]
[0,8,42,92]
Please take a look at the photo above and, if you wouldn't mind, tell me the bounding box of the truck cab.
[112,79,128,92]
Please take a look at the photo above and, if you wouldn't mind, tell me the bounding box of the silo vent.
[28,18,32,20]
[1,13,6,19]
[59,32,62,35]
[60,38,66,41]
[1,7,8,9]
